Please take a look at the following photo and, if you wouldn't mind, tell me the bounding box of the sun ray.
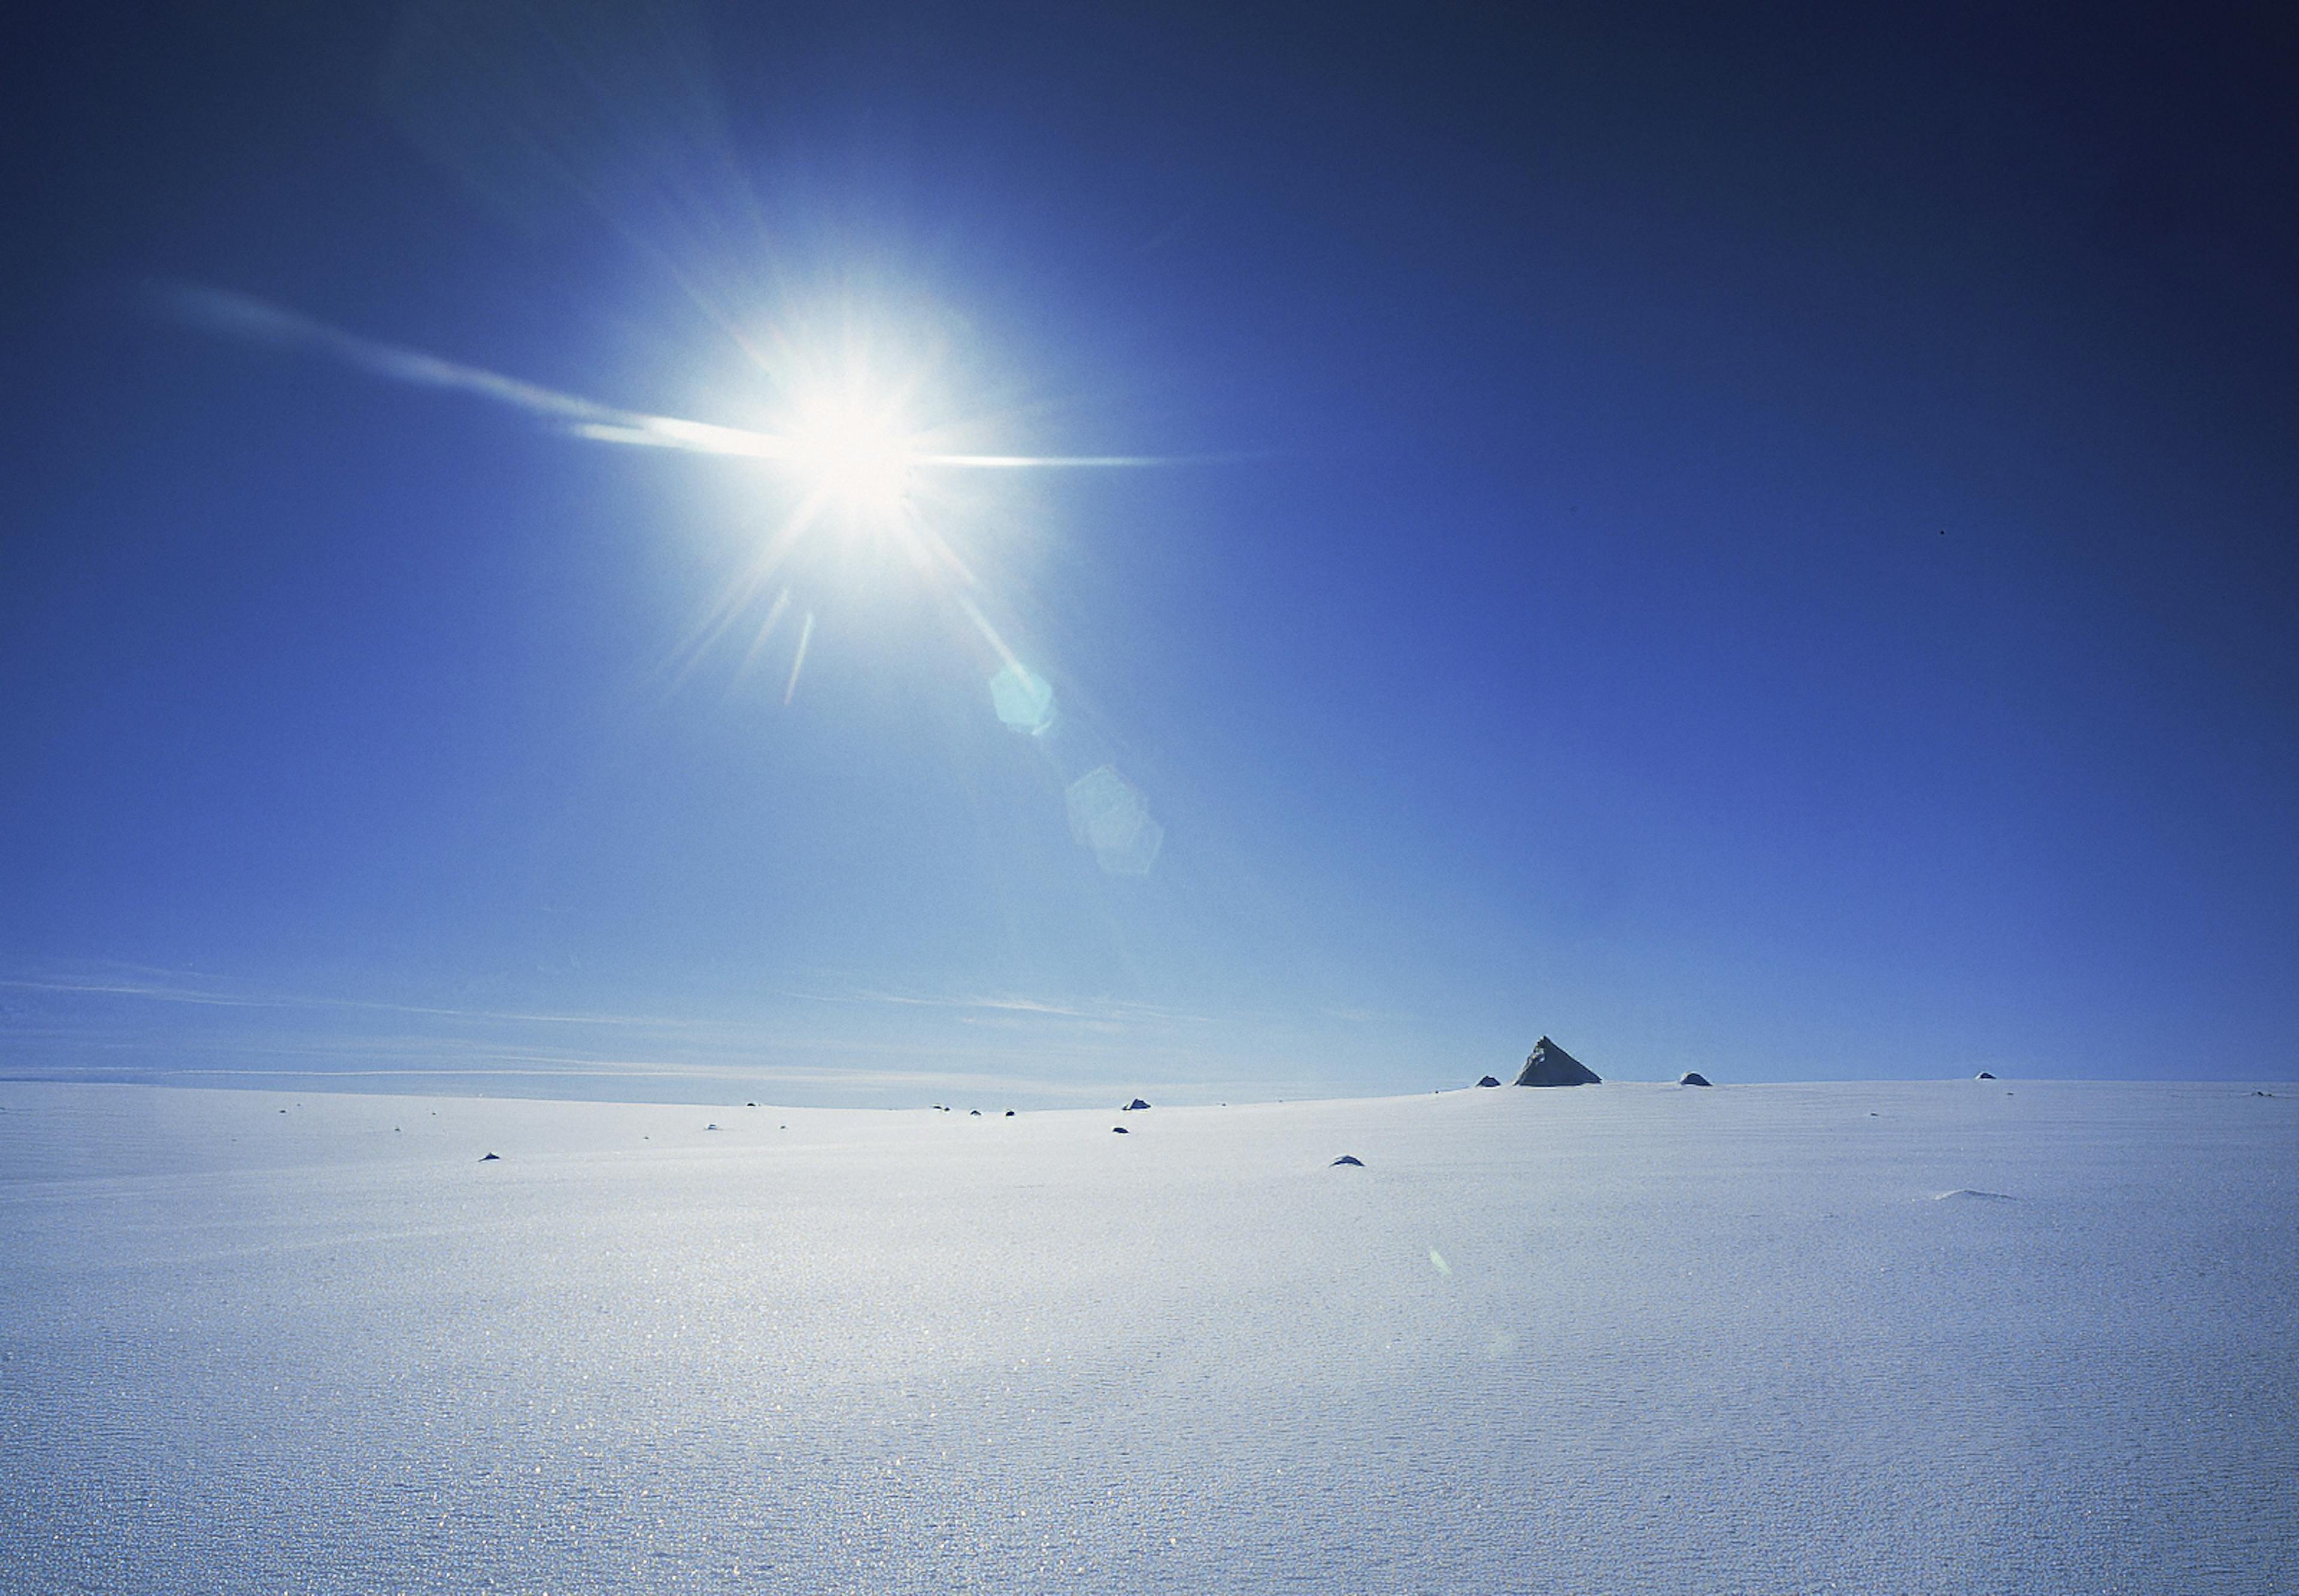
[901,511,981,590]
[735,587,794,684]
[782,610,815,705]
[916,453,1183,468]
[653,491,831,693]
[951,591,1026,676]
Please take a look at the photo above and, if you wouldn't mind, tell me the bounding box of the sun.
[163,284,1179,712]
[782,384,920,523]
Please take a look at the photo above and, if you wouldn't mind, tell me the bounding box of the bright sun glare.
[164,281,1176,863]
[166,285,1173,720]
[785,388,918,521]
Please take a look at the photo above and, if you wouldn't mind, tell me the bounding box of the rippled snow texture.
[2,1079,2294,1594]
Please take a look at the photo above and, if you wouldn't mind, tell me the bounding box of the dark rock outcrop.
[1975,1072,1995,1080]
[1111,1125,1130,1134]
[479,1152,501,1162]
[1679,1072,1712,1087]
[1124,1098,1151,1110]
[1331,1154,1364,1167]
[1476,1075,1502,1088]
[1514,1036,1600,1087]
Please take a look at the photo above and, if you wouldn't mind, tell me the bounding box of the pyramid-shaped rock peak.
[1514,1036,1600,1087]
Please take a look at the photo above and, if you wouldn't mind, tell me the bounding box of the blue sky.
[4,3,2294,1100]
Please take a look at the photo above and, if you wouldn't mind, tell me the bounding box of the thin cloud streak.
[159,283,785,457]
[155,284,1215,472]
[786,988,1216,1025]
[1,974,725,1031]
[1,970,1246,1094]
[4,966,1337,1109]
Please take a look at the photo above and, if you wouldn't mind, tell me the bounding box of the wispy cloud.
[154,284,1204,472]
[0,964,1260,1106]
[787,987,1215,1025]
[155,283,793,460]
[0,973,717,1031]
[1319,1005,1420,1026]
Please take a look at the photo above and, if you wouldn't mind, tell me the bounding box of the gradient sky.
[4,2,2294,1102]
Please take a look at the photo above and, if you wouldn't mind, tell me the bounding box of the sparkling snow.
[2,1079,2293,1594]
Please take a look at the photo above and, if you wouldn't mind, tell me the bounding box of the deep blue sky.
[4,2,2295,1100]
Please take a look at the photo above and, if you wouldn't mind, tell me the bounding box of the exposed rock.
[970,1109,982,1116]
[1124,1098,1151,1111]
[1679,1072,1712,1087]
[1330,1154,1364,1167]
[1476,1075,1502,1088]
[1514,1036,1600,1087]
[705,1123,720,1131]
[1975,1072,1995,1080]
[479,1152,500,1162]
[1111,1126,1130,1134]
[1005,1110,1016,1116]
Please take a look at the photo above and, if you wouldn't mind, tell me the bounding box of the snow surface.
[2,1079,2293,1594]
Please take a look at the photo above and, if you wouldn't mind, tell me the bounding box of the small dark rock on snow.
[479,1152,501,1162]
[1476,1075,1502,1088]
[1123,1098,1151,1110]
[1975,1072,1995,1080]
[1679,1072,1712,1087]
[1112,1125,1130,1134]
[1331,1154,1364,1167]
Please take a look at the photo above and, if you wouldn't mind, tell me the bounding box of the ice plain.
[2,1078,2293,1595]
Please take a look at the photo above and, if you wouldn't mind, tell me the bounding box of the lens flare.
[989,663,1056,736]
